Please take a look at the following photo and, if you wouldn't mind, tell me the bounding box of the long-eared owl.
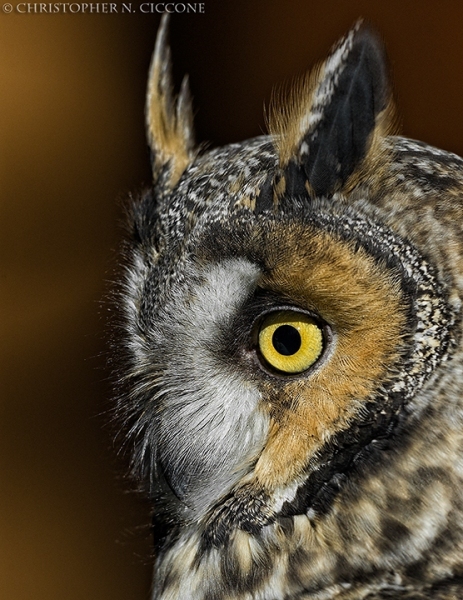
[115,15,463,600]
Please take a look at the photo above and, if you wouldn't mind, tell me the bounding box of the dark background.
[2,1,463,599]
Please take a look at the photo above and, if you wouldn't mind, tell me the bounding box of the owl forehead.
[156,137,277,243]
[154,135,463,263]
[176,138,276,203]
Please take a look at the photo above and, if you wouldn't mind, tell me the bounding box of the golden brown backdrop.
[2,1,463,599]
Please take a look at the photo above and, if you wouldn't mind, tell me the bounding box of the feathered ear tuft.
[146,15,196,188]
[268,22,396,200]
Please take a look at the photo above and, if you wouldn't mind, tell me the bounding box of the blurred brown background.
[2,1,463,599]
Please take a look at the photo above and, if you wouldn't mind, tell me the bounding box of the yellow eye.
[258,311,323,374]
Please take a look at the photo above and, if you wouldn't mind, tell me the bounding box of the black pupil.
[272,325,302,356]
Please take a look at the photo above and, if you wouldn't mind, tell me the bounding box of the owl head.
[117,16,463,600]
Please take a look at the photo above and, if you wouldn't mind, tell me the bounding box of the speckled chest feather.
[114,16,463,600]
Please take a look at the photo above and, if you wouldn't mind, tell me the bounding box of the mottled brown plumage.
[114,15,463,600]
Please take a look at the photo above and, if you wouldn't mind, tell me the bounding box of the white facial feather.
[147,258,270,517]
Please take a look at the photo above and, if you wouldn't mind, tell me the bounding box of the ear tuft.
[146,15,196,188]
[269,22,396,199]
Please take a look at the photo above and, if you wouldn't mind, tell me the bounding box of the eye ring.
[254,308,330,376]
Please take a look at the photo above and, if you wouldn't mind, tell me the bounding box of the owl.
[115,15,463,600]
